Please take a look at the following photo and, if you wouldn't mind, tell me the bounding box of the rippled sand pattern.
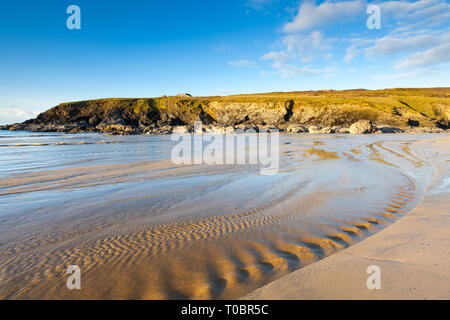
[0,133,436,299]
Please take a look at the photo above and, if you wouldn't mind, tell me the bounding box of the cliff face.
[207,100,292,125]
[3,88,449,134]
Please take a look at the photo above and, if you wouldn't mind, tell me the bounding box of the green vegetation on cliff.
[6,88,450,133]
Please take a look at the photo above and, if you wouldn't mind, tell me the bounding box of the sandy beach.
[245,135,450,300]
[0,132,448,300]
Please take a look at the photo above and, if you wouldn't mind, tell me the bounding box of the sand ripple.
[0,135,433,299]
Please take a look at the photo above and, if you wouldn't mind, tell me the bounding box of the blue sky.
[0,0,449,124]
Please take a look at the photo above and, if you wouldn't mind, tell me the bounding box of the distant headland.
[2,88,449,135]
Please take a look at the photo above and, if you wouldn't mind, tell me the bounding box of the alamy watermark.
[66,265,81,290]
[65,4,381,31]
[366,4,381,30]
[366,265,381,290]
[66,5,81,30]
[170,122,280,175]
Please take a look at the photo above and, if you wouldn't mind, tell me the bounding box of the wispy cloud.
[229,59,257,67]
[261,30,334,67]
[245,0,275,11]
[262,61,339,78]
[373,71,420,80]
[259,1,361,77]
[283,0,364,33]
[0,107,40,125]
[240,0,448,82]
[349,1,450,70]
[212,42,232,52]
[364,32,450,57]
[344,45,361,62]
[395,43,450,69]
[348,0,450,67]
[378,0,450,28]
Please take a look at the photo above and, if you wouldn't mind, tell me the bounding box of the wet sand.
[245,135,450,300]
[0,132,446,299]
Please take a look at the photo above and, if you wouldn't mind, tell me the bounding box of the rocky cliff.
[2,88,449,134]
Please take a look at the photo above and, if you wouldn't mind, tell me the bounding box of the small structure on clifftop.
[176,93,192,97]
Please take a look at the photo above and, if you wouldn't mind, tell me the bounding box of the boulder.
[285,123,307,133]
[349,120,376,134]
[331,126,342,132]
[173,126,190,134]
[319,127,333,134]
[307,125,320,134]
[337,127,350,134]
[378,127,404,133]
[205,125,235,134]
[408,119,420,127]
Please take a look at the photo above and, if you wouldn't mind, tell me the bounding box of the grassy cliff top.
[58,87,450,117]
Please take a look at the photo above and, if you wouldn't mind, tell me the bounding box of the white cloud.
[261,51,290,62]
[259,0,450,79]
[0,107,40,125]
[395,43,450,68]
[347,0,450,70]
[344,45,361,62]
[282,0,449,33]
[378,0,450,27]
[283,0,364,33]
[260,1,356,77]
[267,62,339,78]
[261,31,334,67]
[373,71,420,80]
[229,60,257,67]
[284,31,333,62]
[365,32,450,56]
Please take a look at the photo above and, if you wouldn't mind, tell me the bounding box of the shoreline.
[243,135,450,300]
[0,128,448,136]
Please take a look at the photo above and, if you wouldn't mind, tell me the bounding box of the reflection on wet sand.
[302,147,340,160]
[0,133,440,299]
